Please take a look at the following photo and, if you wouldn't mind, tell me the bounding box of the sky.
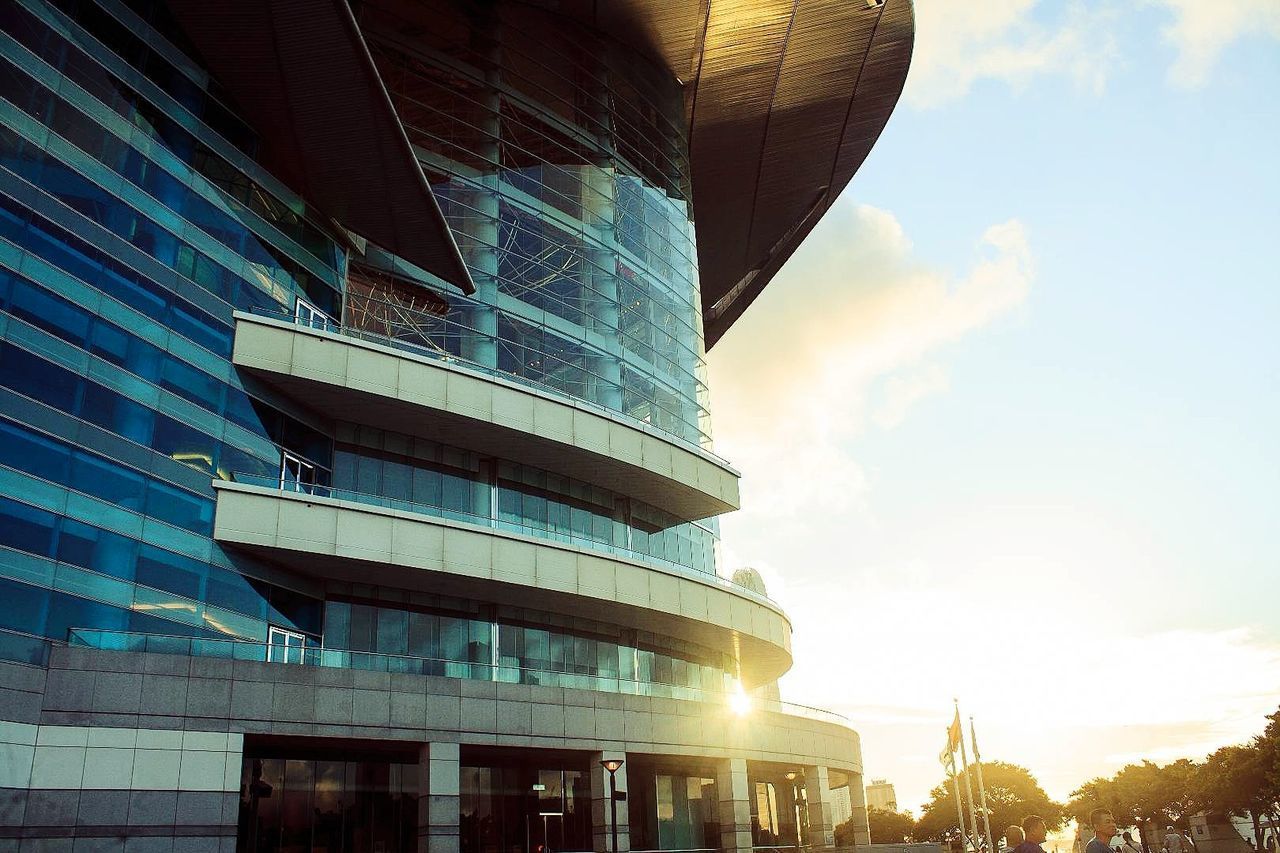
[705,0,1280,816]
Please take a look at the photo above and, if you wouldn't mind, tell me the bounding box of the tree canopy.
[868,807,917,844]
[914,762,1065,842]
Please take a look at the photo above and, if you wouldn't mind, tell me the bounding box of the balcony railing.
[66,629,851,728]
[244,305,732,467]
[226,473,777,609]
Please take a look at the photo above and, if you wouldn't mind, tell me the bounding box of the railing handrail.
[66,628,851,727]
[239,306,735,470]
[223,474,779,610]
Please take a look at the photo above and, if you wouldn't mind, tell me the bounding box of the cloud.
[1150,0,1280,88]
[906,1,1120,108]
[707,202,1031,520]
[873,364,950,430]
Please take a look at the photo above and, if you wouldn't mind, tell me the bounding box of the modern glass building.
[0,1,912,853]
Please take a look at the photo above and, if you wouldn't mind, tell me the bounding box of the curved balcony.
[231,310,739,522]
[212,479,792,685]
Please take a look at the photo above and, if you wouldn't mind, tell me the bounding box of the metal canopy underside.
[164,0,474,294]
[577,0,915,347]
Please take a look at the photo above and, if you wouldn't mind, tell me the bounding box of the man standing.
[1163,826,1185,853]
[1003,826,1026,853]
[1086,810,1118,853]
[1117,830,1142,853]
[1015,816,1049,853]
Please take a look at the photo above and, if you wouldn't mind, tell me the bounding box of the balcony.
[212,480,793,685]
[67,628,848,729]
[231,310,740,522]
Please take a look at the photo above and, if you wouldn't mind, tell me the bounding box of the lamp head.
[600,759,625,773]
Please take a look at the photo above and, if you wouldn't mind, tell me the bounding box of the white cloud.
[906,1,1120,108]
[873,364,950,430]
[707,202,1031,521]
[1150,0,1280,88]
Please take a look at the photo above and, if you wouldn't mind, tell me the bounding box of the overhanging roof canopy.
[577,0,915,347]
[165,0,474,294]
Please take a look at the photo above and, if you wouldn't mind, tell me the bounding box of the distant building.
[867,779,899,812]
[832,784,855,825]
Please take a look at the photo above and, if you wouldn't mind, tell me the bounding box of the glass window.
[0,577,50,635]
[0,343,80,413]
[0,496,57,557]
[0,418,71,483]
[57,518,138,580]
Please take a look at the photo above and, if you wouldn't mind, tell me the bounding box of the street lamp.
[600,759,625,853]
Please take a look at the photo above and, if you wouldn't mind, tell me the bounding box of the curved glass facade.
[0,0,728,685]
[357,0,712,447]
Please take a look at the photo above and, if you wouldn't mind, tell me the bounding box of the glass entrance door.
[295,297,334,330]
[267,626,306,664]
[279,451,317,494]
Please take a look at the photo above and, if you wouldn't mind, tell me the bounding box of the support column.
[419,742,461,853]
[804,766,836,850]
[590,751,630,853]
[588,747,629,845]
[717,758,753,853]
[847,772,871,849]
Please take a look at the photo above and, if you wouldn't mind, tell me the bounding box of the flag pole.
[956,700,982,853]
[950,758,968,849]
[971,716,995,853]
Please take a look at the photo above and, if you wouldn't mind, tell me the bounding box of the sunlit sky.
[706,0,1280,815]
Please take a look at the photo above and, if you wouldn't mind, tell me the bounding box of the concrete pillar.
[804,766,836,849]
[459,21,500,370]
[847,772,871,849]
[590,750,630,853]
[419,742,461,853]
[717,757,753,853]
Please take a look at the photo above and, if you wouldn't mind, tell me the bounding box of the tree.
[1194,745,1271,851]
[868,807,917,843]
[1068,760,1199,853]
[914,762,1065,842]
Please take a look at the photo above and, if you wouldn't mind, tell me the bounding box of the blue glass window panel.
[442,472,470,514]
[152,415,216,475]
[69,452,146,507]
[79,382,155,444]
[7,277,92,343]
[354,454,381,495]
[348,603,374,652]
[411,466,442,507]
[143,479,213,533]
[206,570,268,620]
[323,601,351,650]
[268,586,323,635]
[45,590,128,640]
[0,418,71,483]
[0,496,57,557]
[57,518,138,580]
[218,442,273,481]
[0,342,80,412]
[135,543,206,600]
[0,629,50,666]
[376,607,408,656]
[156,328,222,406]
[382,459,412,503]
[439,616,467,663]
[0,577,50,635]
[407,611,437,659]
[88,321,162,380]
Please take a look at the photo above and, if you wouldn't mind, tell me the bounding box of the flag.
[948,709,963,752]
[970,717,982,762]
[939,747,956,773]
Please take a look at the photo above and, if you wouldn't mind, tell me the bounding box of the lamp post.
[600,759,625,853]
